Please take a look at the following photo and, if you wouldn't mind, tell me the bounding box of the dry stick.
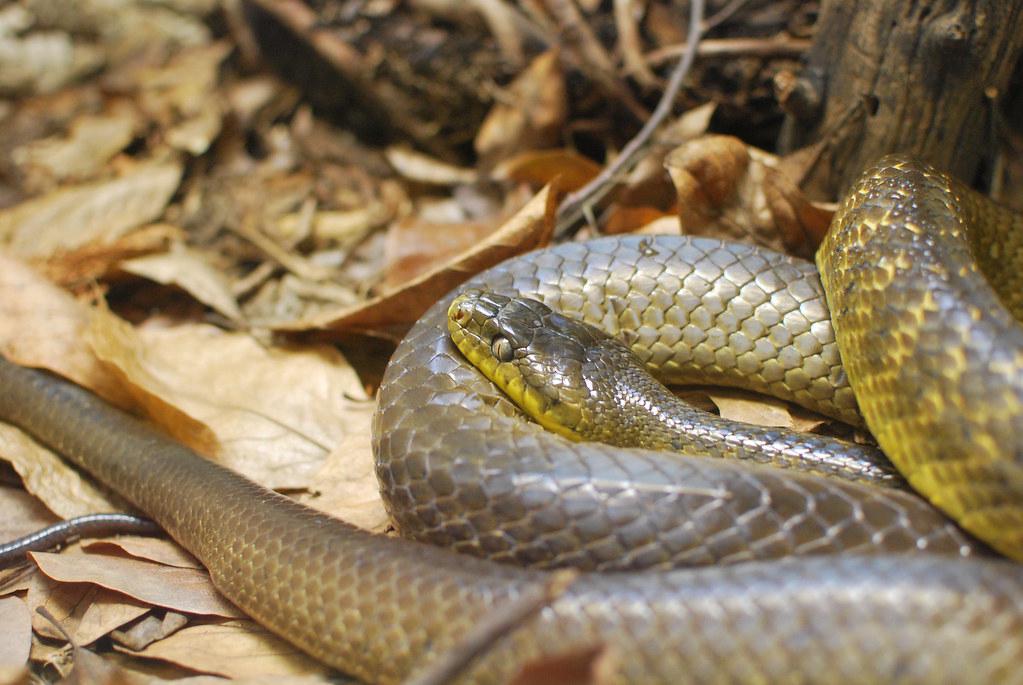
[701,0,751,32]
[402,570,580,685]
[554,0,706,237]
[646,36,811,66]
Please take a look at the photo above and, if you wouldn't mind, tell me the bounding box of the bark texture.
[779,0,1023,198]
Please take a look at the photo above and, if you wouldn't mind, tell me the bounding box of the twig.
[645,36,811,66]
[701,0,751,32]
[402,570,579,685]
[543,0,650,121]
[554,0,706,237]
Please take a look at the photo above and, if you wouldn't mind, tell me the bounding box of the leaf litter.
[0,0,895,681]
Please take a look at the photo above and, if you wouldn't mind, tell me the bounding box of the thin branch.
[646,36,811,66]
[403,570,579,685]
[554,0,706,237]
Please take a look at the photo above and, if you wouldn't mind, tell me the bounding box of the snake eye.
[492,336,514,362]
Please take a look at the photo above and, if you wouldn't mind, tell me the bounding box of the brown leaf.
[0,161,183,259]
[120,243,243,322]
[385,145,478,186]
[383,215,497,290]
[603,205,675,235]
[492,149,602,194]
[87,312,370,491]
[289,185,556,337]
[11,101,140,190]
[510,645,625,685]
[125,621,331,679]
[111,611,188,652]
[0,425,126,519]
[73,591,153,647]
[0,485,60,545]
[708,389,795,429]
[33,224,182,291]
[475,50,567,162]
[31,551,242,618]
[0,253,127,404]
[81,537,201,571]
[665,135,832,258]
[294,398,389,532]
[0,596,31,669]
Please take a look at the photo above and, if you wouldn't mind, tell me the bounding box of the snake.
[1,155,1022,683]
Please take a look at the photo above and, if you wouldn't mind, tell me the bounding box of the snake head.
[447,290,642,442]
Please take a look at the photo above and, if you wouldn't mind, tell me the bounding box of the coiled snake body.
[1,157,1022,683]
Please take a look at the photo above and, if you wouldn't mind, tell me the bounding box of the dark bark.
[779,0,1023,198]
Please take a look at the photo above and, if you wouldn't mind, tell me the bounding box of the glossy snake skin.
[0,157,1020,683]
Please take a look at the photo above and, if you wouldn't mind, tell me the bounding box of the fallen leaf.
[475,49,567,163]
[11,101,140,189]
[665,135,832,257]
[0,424,127,519]
[293,185,556,336]
[75,591,153,647]
[708,390,795,429]
[0,485,60,543]
[120,243,243,321]
[125,621,331,679]
[0,596,31,668]
[26,568,98,641]
[34,224,183,291]
[65,645,149,685]
[166,105,223,156]
[385,145,478,185]
[383,216,498,290]
[0,161,183,259]
[87,312,370,490]
[0,253,127,403]
[31,551,242,618]
[295,398,388,532]
[111,611,189,652]
[82,537,201,570]
[492,149,602,194]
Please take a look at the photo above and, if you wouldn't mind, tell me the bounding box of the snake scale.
[1,156,1022,683]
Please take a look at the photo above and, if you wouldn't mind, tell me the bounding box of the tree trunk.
[778,0,1023,199]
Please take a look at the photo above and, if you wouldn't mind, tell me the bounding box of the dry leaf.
[294,185,556,336]
[492,149,602,194]
[385,145,478,185]
[0,27,103,96]
[383,216,498,289]
[0,596,31,668]
[295,398,388,532]
[66,646,150,685]
[0,161,183,258]
[665,135,832,257]
[603,205,675,235]
[708,389,795,429]
[111,611,189,651]
[11,101,139,189]
[120,243,243,321]
[82,537,201,570]
[34,223,182,290]
[0,253,127,402]
[26,568,98,641]
[166,105,223,156]
[74,591,152,647]
[126,621,331,679]
[0,485,60,543]
[87,312,370,490]
[475,50,567,162]
[31,551,241,618]
[0,424,126,518]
